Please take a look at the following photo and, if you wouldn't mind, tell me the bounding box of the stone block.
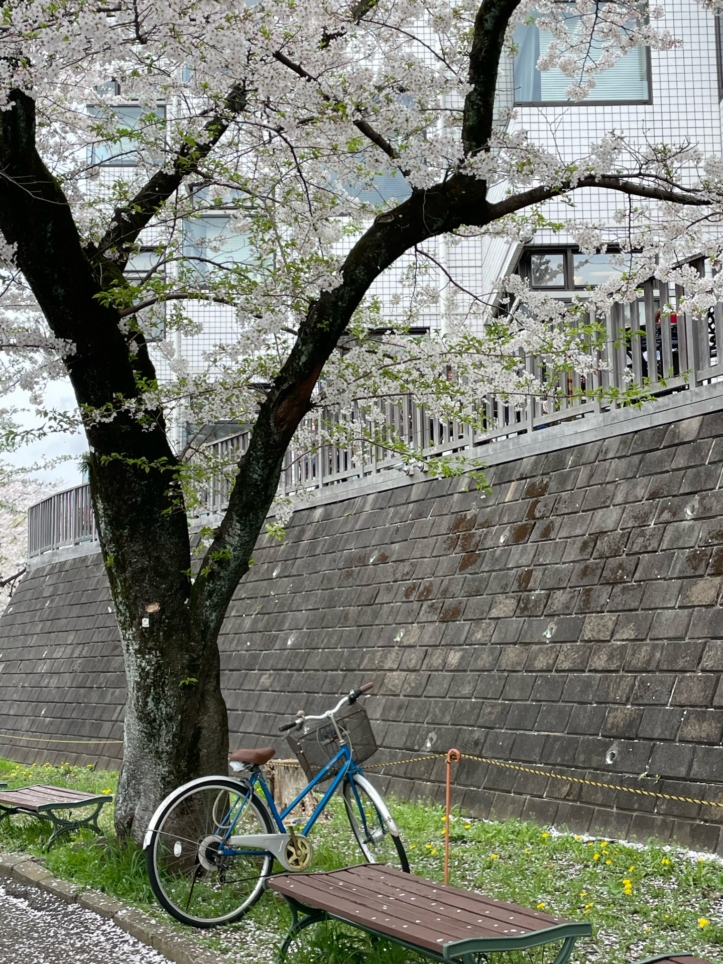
[679,577,722,607]
[0,854,33,877]
[592,531,629,558]
[588,643,627,671]
[690,745,723,782]
[544,589,580,615]
[659,641,704,672]
[77,890,125,919]
[614,612,653,641]
[678,709,723,744]
[567,704,607,735]
[595,674,634,703]
[555,643,592,672]
[701,640,723,671]
[632,674,676,705]
[38,876,81,901]
[114,908,158,946]
[14,860,53,885]
[649,742,695,779]
[601,706,643,739]
[649,609,691,639]
[626,526,665,554]
[638,706,685,741]
[671,674,718,707]
[524,644,560,672]
[581,614,618,642]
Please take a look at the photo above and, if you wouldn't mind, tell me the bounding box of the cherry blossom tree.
[0,0,719,841]
[0,466,50,611]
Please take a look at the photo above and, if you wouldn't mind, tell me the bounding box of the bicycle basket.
[287,701,377,781]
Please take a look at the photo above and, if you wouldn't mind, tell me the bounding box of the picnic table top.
[268,863,590,957]
[0,784,111,813]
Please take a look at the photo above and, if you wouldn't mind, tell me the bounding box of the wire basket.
[287,701,378,781]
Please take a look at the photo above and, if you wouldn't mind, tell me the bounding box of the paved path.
[0,879,171,964]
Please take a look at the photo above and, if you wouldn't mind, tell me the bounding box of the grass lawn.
[1,757,722,963]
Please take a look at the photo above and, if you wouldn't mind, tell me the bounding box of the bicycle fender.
[142,776,253,850]
[351,773,401,836]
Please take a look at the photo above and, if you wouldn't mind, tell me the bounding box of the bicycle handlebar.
[278,683,373,732]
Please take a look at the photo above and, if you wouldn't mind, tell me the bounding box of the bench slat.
[273,873,500,952]
[343,865,565,931]
[337,866,562,936]
[270,865,588,956]
[0,785,107,812]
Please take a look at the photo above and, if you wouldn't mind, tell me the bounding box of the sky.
[4,378,86,490]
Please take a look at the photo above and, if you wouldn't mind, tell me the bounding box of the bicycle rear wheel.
[146,777,274,927]
[342,775,409,872]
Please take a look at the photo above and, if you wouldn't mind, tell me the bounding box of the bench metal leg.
[43,800,108,849]
[277,897,327,960]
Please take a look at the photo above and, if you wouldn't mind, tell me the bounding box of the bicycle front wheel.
[342,775,409,872]
[147,777,274,927]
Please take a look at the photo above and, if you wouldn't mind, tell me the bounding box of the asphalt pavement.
[0,879,171,964]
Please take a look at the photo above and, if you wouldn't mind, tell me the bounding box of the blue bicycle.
[144,683,409,927]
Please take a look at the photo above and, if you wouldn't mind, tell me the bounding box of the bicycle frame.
[218,742,364,859]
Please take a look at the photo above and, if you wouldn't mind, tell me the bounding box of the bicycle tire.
[342,775,409,872]
[146,776,274,927]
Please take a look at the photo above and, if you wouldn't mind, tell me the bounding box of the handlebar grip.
[349,682,374,703]
[279,720,299,732]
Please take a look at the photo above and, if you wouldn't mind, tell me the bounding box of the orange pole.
[444,748,461,885]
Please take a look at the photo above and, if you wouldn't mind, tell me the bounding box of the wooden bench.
[268,864,591,963]
[0,784,112,848]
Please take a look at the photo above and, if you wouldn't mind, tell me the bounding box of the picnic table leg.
[277,897,328,960]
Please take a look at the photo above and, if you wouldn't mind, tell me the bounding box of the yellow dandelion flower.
[536,903,546,910]
[102,788,112,794]
[541,832,550,838]
[490,854,500,860]
[431,849,437,855]
[600,841,608,849]
[699,918,710,929]
[464,824,471,829]
[629,865,635,872]
[661,858,671,866]
[605,859,612,865]
[593,853,600,861]
[574,835,582,841]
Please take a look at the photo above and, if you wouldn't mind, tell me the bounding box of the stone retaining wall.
[3,406,723,851]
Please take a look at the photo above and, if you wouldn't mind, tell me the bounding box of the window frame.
[512,3,653,108]
[716,13,723,101]
[520,246,633,291]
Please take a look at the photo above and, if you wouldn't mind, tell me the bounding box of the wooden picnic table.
[0,784,112,848]
[268,863,591,963]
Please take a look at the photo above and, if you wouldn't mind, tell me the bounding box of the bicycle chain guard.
[284,827,313,870]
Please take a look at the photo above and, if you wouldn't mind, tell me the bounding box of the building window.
[344,171,412,206]
[88,105,166,167]
[182,216,256,280]
[716,14,723,99]
[521,248,631,290]
[513,5,649,104]
[125,248,166,341]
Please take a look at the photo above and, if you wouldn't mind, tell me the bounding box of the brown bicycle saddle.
[229,746,277,765]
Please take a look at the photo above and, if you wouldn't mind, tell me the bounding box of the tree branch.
[90,81,249,267]
[272,50,400,161]
[462,0,523,157]
[487,174,712,219]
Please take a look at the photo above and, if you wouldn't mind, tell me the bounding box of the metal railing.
[27,271,723,558]
[27,482,97,558]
